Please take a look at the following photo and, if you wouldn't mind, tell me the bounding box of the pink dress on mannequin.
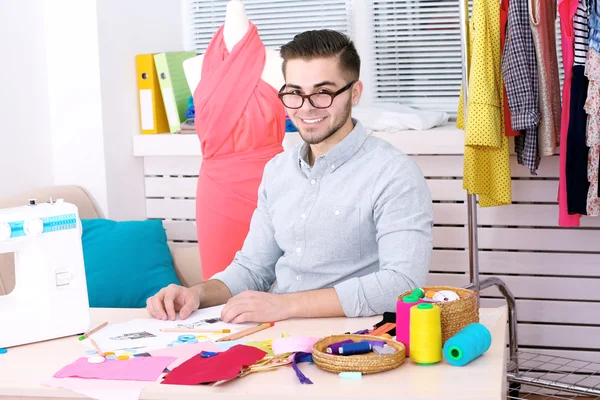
[193,22,286,280]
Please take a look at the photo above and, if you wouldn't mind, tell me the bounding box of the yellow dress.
[456,0,512,207]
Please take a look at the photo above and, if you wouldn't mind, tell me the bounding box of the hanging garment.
[457,0,512,207]
[566,65,591,214]
[503,0,541,174]
[529,0,562,156]
[501,0,520,137]
[574,0,590,65]
[193,23,286,280]
[558,0,583,226]
[584,48,600,215]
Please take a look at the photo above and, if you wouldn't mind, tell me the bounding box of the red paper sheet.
[161,345,266,385]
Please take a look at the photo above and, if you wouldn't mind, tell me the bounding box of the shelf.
[132,121,465,156]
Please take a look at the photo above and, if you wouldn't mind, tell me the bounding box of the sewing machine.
[0,198,90,348]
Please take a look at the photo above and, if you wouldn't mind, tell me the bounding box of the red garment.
[193,23,286,280]
[501,0,520,136]
[557,0,582,226]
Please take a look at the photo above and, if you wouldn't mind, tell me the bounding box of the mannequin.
[187,0,287,281]
[183,0,285,94]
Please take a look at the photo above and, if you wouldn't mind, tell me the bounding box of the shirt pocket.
[313,205,361,262]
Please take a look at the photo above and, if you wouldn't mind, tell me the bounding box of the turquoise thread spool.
[443,323,492,366]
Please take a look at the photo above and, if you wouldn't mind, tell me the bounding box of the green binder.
[153,52,196,133]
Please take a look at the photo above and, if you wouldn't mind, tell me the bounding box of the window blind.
[371,0,564,116]
[186,0,352,53]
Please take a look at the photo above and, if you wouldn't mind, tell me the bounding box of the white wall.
[1,0,184,219]
[44,0,184,219]
[0,0,54,198]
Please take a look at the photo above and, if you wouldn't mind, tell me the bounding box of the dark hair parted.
[280,29,360,81]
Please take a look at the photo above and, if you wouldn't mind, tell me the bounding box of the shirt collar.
[297,119,368,172]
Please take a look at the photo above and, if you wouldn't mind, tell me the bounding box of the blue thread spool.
[339,341,372,356]
[326,339,353,354]
[443,323,492,366]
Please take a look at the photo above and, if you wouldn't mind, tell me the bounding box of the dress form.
[183,0,284,94]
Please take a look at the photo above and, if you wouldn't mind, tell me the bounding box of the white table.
[0,306,508,400]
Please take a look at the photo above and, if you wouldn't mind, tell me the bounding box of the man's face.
[282,57,358,145]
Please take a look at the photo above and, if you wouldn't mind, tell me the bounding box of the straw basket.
[312,334,405,374]
[399,286,479,344]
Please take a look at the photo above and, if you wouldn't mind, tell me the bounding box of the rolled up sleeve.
[334,155,433,317]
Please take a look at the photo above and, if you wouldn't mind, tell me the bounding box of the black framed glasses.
[278,81,355,109]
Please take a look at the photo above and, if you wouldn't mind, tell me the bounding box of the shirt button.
[296,247,302,253]
[335,210,340,216]
[311,179,316,185]
[301,214,306,219]
[331,165,335,169]
[296,275,302,281]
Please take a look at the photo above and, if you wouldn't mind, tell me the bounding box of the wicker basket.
[399,286,479,344]
[312,334,405,374]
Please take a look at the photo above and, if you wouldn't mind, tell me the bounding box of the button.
[331,164,335,169]
[301,214,306,219]
[55,271,72,287]
[87,356,105,364]
[311,179,316,185]
[296,247,302,253]
[335,210,340,216]
[296,275,302,281]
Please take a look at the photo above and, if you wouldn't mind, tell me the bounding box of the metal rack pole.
[457,0,480,298]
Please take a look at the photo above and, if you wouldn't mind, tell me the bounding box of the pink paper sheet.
[53,356,176,381]
[271,336,319,355]
[43,377,149,400]
[150,341,222,369]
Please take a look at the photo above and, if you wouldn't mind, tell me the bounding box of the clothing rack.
[457,0,600,398]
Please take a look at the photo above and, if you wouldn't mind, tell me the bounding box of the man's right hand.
[146,284,200,321]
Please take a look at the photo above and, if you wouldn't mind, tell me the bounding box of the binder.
[153,52,197,133]
[135,54,170,134]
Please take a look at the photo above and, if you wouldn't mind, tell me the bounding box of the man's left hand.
[220,291,292,324]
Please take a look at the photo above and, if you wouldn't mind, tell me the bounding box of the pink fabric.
[558,0,582,226]
[52,356,176,381]
[193,23,286,280]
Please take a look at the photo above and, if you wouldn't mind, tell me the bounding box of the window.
[185,0,564,117]
[185,0,352,52]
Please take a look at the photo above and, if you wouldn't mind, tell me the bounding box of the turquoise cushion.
[81,219,181,308]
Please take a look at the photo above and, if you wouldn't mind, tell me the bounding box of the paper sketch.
[176,317,223,329]
[110,331,156,341]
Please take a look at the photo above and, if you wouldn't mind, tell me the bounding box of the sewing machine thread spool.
[443,323,491,366]
[396,295,422,356]
[410,288,425,299]
[326,339,353,354]
[339,341,371,356]
[409,303,442,365]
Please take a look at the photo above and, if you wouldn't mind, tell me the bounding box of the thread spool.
[410,288,425,299]
[339,341,372,356]
[396,295,422,356]
[443,323,491,366]
[326,339,353,354]
[409,303,442,365]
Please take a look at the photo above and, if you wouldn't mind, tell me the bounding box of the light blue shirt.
[211,119,434,317]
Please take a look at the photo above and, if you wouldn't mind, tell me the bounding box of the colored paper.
[53,356,176,381]
[161,344,266,385]
[42,377,149,400]
[246,340,274,356]
[214,339,247,351]
[271,336,319,355]
[150,341,222,369]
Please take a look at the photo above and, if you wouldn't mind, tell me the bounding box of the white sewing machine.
[0,198,91,348]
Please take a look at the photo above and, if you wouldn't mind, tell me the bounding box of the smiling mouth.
[300,117,326,124]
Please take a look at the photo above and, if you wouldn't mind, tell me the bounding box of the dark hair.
[280,29,360,81]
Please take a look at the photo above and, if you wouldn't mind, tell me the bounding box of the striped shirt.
[574,0,589,65]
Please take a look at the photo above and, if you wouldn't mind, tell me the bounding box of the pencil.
[79,321,108,341]
[89,338,104,357]
[215,322,275,342]
[159,328,231,333]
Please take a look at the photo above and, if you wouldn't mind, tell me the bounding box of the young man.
[146,30,434,323]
